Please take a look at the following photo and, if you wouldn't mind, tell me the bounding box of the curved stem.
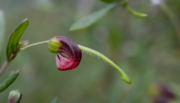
[78,44,131,84]
[121,1,147,17]
[20,40,49,51]
[126,6,147,17]
[0,61,9,76]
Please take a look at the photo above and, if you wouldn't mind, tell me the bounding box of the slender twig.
[78,44,131,84]
[20,40,49,51]
[0,61,9,76]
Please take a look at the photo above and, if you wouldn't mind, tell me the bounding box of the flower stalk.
[18,38,131,84]
[0,61,9,76]
[20,40,49,51]
[78,44,131,84]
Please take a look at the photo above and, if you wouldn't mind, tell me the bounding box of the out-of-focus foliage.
[70,3,118,31]
[0,10,5,61]
[0,0,180,103]
[49,97,58,103]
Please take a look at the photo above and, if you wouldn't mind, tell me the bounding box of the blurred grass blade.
[49,97,58,103]
[6,19,29,61]
[0,10,5,61]
[0,70,20,92]
[124,70,154,103]
[108,72,123,103]
[126,6,147,17]
[70,3,118,31]
[100,0,115,3]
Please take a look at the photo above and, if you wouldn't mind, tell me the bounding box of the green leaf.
[69,3,119,31]
[0,70,20,92]
[0,10,5,61]
[6,19,29,61]
[49,97,58,103]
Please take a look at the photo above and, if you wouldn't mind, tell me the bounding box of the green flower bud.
[48,37,62,53]
[8,90,22,103]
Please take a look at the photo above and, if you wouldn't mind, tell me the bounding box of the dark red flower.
[158,84,175,100]
[49,36,82,71]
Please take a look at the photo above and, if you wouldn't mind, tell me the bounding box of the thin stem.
[160,2,180,45]
[0,61,9,76]
[78,44,131,84]
[126,6,147,17]
[20,40,49,51]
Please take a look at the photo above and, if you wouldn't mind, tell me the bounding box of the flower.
[150,83,175,103]
[48,36,82,71]
[8,90,22,103]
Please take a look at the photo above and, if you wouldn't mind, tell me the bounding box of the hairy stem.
[14,39,131,84]
[0,61,9,76]
[78,44,131,84]
[20,40,49,51]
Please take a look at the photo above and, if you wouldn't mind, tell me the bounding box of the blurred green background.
[0,0,180,103]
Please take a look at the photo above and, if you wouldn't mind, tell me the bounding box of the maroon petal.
[158,84,175,100]
[55,36,82,71]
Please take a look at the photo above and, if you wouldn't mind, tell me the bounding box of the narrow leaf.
[49,97,58,103]
[70,3,118,31]
[0,10,5,60]
[6,19,29,61]
[0,70,20,92]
